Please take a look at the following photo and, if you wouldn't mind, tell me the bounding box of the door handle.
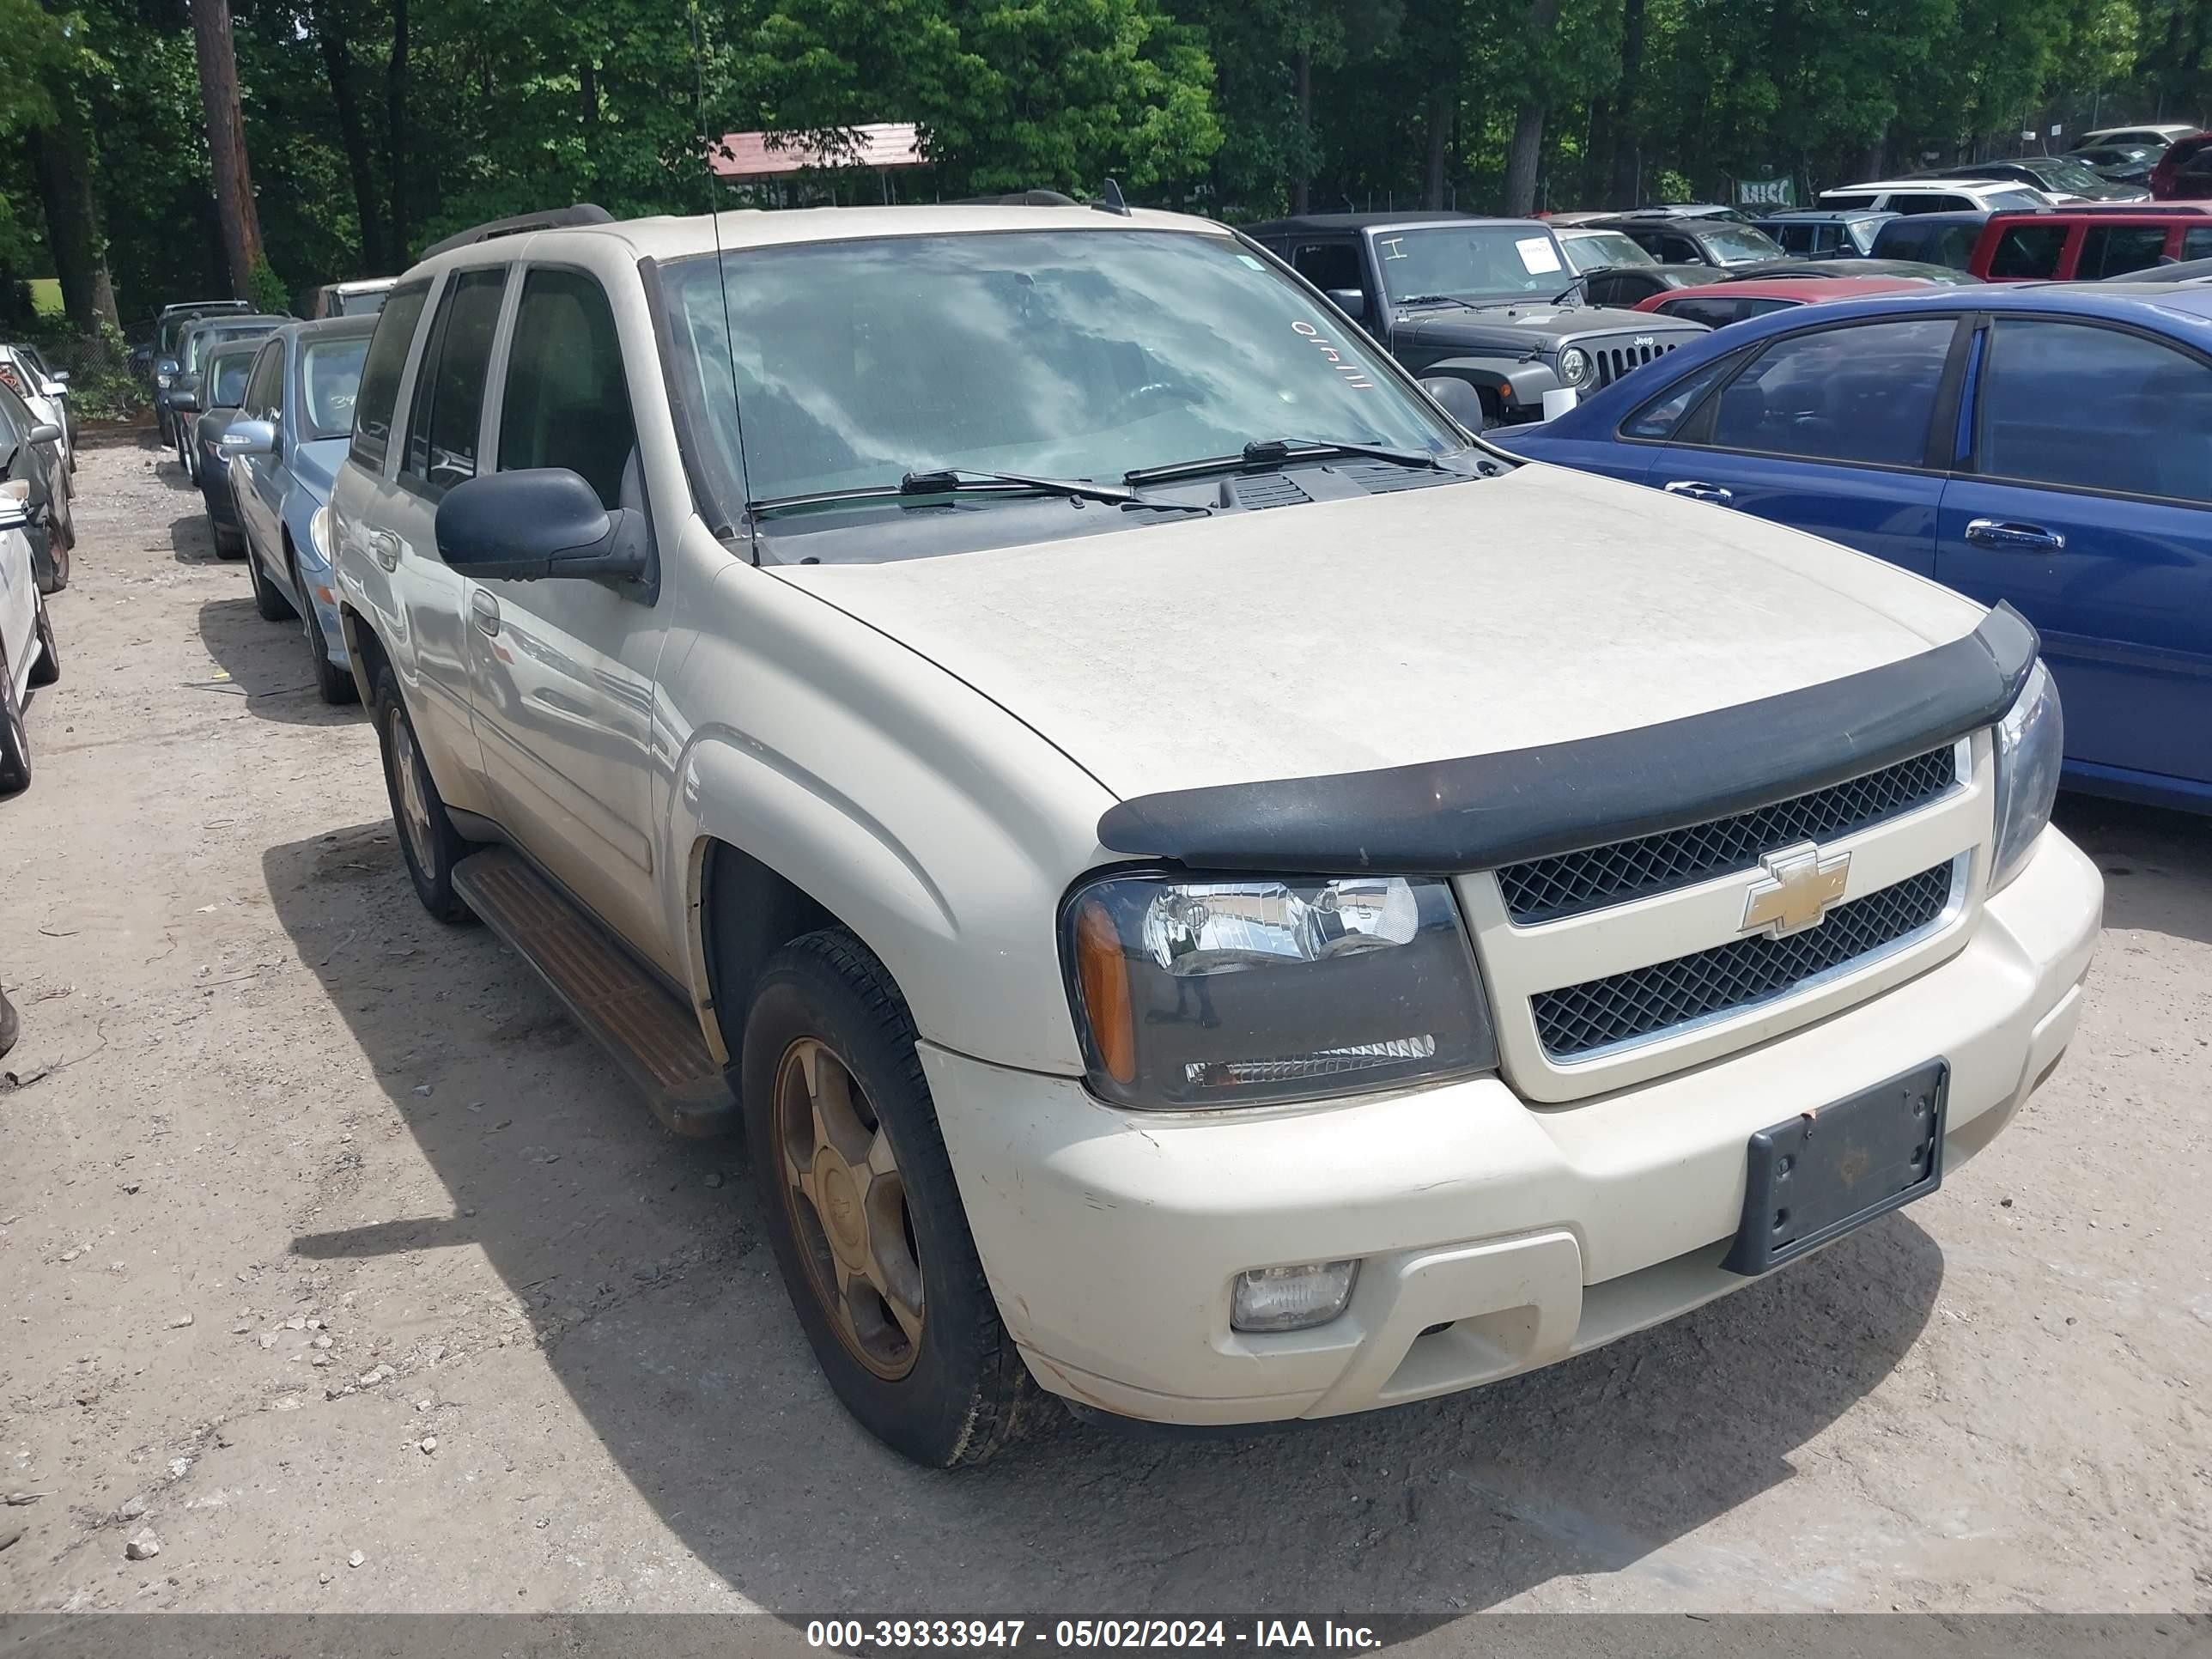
[1965,518,2065,553]
[469,589,501,637]
[368,527,401,572]
[1663,479,1735,505]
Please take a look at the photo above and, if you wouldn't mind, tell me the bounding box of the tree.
[190,0,264,296]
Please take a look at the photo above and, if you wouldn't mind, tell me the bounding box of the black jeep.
[1243,212,1708,428]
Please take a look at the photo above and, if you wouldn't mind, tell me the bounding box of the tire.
[27,593,58,687]
[372,665,475,922]
[0,988,17,1059]
[246,543,295,620]
[741,929,1038,1468]
[0,653,30,796]
[304,593,356,705]
[33,528,65,596]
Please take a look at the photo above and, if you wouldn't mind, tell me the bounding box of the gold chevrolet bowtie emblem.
[1741,842,1852,937]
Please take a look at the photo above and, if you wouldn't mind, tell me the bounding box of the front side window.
[1978,319,2212,502]
[1290,241,1361,291]
[300,335,371,441]
[657,229,1461,525]
[350,279,431,471]
[2078,225,2171,280]
[1705,316,1958,467]
[1989,223,2067,279]
[1369,225,1568,299]
[404,267,507,494]
[496,267,635,511]
[243,340,283,417]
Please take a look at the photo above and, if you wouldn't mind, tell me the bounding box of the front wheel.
[372,666,475,922]
[742,929,1037,1468]
[246,544,295,620]
[0,657,30,795]
[304,596,357,705]
[27,593,58,687]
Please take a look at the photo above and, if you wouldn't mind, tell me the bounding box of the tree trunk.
[386,0,410,263]
[1605,0,1647,208]
[1291,45,1312,215]
[313,0,385,271]
[1502,0,1562,216]
[190,0,264,297]
[26,119,120,331]
[1423,82,1452,209]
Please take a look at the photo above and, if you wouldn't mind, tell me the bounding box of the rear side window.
[403,267,508,495]
[350,280,431,471]
[496,268,636,511]
[1899,194,1971,215]
[1988,223,2067,279]
[1822,196,1879,210]
[1977,319,2212,502]
[2078,225,2171,279]
[1705,317,1958,467]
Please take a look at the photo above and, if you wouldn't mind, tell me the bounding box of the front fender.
[1421,356,1563,411]
[656,544,1114,1074]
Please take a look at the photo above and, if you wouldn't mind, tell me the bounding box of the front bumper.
[925,826,2100,1426]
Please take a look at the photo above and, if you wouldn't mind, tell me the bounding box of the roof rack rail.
[417,204,616,262]
[949,189,1079,206]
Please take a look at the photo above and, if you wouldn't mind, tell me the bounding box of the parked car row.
[0,336,72,797]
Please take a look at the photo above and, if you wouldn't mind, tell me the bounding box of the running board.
[451,848,735,1139]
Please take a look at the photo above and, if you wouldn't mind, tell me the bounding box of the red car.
[1972,206,2212,281]
[2152,132,2212,199]
[1631,275,1935,330]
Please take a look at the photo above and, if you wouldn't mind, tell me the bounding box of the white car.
[2078,123,2200,150]
[331,201,2100,1466]
[1819,178,2052,215]
[0,480,60,794]
[0,345,74,476]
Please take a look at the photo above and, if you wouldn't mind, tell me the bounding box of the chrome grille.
[1498,745,1959,925]
[1531,862,1956,1060]
[1590,338,1685,387]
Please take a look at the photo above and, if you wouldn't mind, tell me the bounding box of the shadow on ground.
[257,820,1958,1613]
[196,596,361,726]
[2054,793,2212,948]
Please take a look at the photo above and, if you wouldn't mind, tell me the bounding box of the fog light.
[1231,1261,1358,1334]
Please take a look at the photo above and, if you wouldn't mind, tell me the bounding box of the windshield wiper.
[1395,293,1480,310]
[1125,438,1450,485]
[750,466,1207,516]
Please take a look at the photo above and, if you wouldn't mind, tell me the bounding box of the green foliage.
[9,0,2209,326]
[248,256,289,314]
[24,319,142,421]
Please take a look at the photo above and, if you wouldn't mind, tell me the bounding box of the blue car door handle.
[1965,517,2066,553]
[1663,479,1734,505]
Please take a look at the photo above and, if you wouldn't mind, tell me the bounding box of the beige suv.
[331,201,2100,1467]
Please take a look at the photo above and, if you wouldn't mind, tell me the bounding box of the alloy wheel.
[774,1036,925,1381]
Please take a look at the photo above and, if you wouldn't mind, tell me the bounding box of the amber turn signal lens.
[1074,899,1137,1085]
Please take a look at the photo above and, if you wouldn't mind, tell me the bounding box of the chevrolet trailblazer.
[330,200,2100,1467]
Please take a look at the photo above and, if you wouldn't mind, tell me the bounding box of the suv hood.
[1390,302,1698,352]
[774,464,1985,804]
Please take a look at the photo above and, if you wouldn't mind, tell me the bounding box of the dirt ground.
[1,435,2208,1620]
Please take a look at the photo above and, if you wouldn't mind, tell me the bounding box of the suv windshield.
[1364,225,1570,300]
[658,228,1460,511]
[1697,225,1789,264]
[1561,231,1655,272]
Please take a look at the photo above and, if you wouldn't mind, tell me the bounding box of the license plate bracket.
[1723,1059,1948,1276]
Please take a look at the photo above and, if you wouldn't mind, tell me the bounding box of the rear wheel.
[373,666,474,922]
[742,929,1037,1468]
[27,593,58,687]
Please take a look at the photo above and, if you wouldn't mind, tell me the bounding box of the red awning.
[709,122,927,180]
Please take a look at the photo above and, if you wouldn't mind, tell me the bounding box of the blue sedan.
[1492,283,2212,814]
[219,317,377,705]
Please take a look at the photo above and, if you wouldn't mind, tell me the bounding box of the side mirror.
[26,422,60,446]
[436,469,649,585]
[171,391,200,413]
[48,370,69,386]
[220,418,276,458]
[1324,286,1369,322]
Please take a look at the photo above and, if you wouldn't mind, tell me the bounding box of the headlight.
[1062,872,1496,1109]
[1990,659,2063,893]
[1557,346,1590,385]
[155,373,173,388]
[309,503,332,561]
